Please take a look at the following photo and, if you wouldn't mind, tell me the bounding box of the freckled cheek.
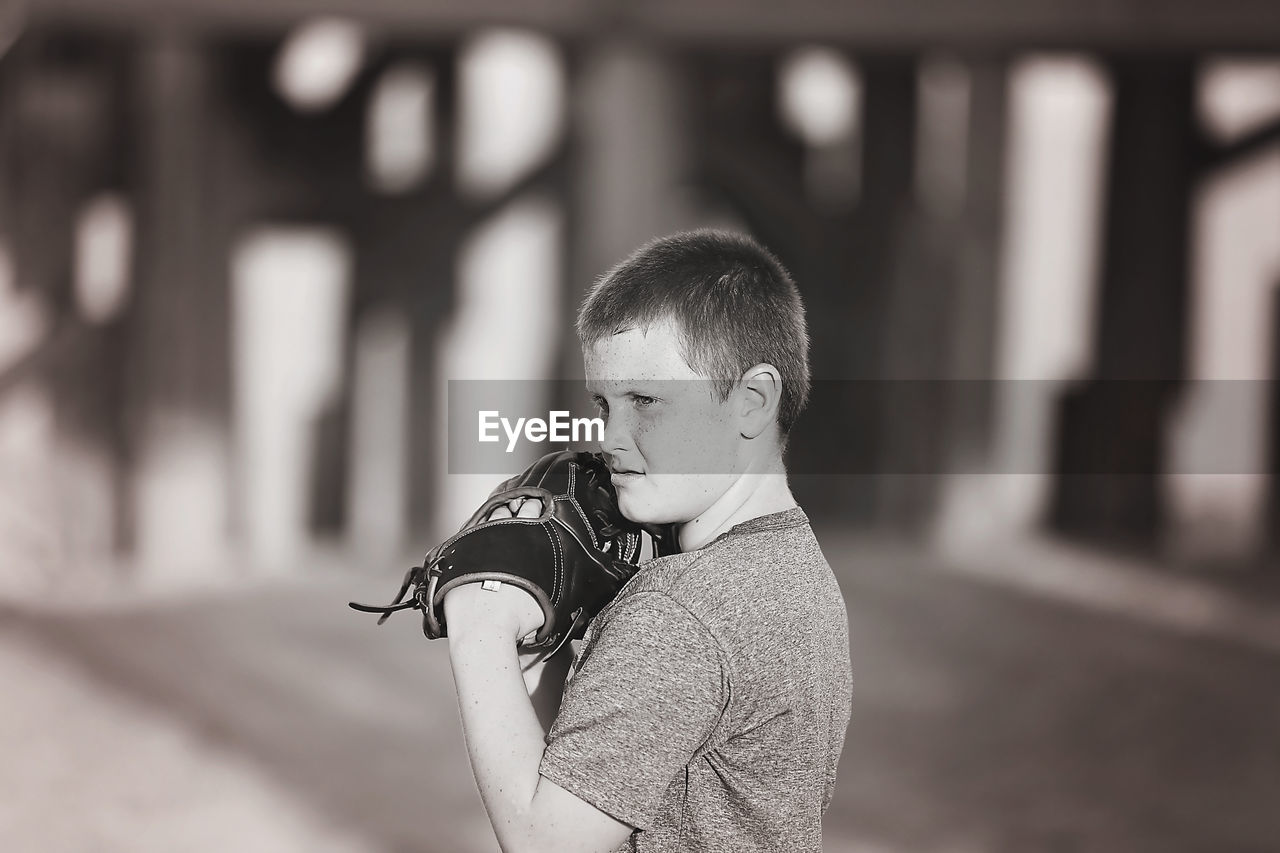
[634,424,729,475]
[632,419,692,471]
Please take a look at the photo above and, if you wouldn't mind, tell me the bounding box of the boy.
[442,229,853,852]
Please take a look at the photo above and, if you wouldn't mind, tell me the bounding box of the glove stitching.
[542,520,564,605]
[568,494,598,550]
[623,531,639,562]
[566,463,602,551]
[431,513,540,556]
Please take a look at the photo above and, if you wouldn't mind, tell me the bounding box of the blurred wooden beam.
[635,0,1280,51]
[1201,118,1280,174]
[26,0,1280,50]
[28,0,593,39]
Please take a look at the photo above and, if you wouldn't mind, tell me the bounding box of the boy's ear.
[737,363,783,439]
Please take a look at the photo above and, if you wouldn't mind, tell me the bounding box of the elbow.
[496,814,572,853]
[498,835,549,853]
[494,807,547,853]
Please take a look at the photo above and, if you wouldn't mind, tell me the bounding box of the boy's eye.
[631,394,657,408]
[591,395,609,414]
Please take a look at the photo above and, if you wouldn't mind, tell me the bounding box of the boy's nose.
[600,411,635,457]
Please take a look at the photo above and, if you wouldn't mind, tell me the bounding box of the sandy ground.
[0,630,379,853]
[2,532,1279,852]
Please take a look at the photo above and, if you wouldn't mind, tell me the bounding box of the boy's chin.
[617,493,698,528]
[616,492,671,527]
[616,493,649,524]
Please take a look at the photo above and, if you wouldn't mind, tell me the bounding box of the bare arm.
[442,498,634,853]
[520,647,573,734]
[445,591,634,853]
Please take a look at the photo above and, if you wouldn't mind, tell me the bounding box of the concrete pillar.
[127,35,233,572]
[932,58,1014,544]
[1050,56,1197,547]
[571,39,689,297]
[945,59,1008,468]
[1,32,134,569]
[844,56,919,526]
[405,48,461,541]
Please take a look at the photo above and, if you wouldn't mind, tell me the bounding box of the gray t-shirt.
[539,506,853,852]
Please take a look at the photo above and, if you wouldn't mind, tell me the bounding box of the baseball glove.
[349,450,647,656]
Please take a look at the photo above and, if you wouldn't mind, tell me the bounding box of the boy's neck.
[677,455,797,552]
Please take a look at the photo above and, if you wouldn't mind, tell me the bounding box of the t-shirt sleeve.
[538,591,727,831]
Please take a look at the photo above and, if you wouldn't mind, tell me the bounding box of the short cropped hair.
[576,229,811,435]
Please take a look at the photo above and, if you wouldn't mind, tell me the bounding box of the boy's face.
[583,318,742,526]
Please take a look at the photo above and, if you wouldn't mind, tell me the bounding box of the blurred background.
[2,1,1280,851]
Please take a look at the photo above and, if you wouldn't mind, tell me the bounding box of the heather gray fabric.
[539,506,853,852]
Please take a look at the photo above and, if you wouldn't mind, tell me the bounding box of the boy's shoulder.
[616,506,833,633]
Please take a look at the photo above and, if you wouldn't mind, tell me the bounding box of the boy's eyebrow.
[585,383,665,398]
